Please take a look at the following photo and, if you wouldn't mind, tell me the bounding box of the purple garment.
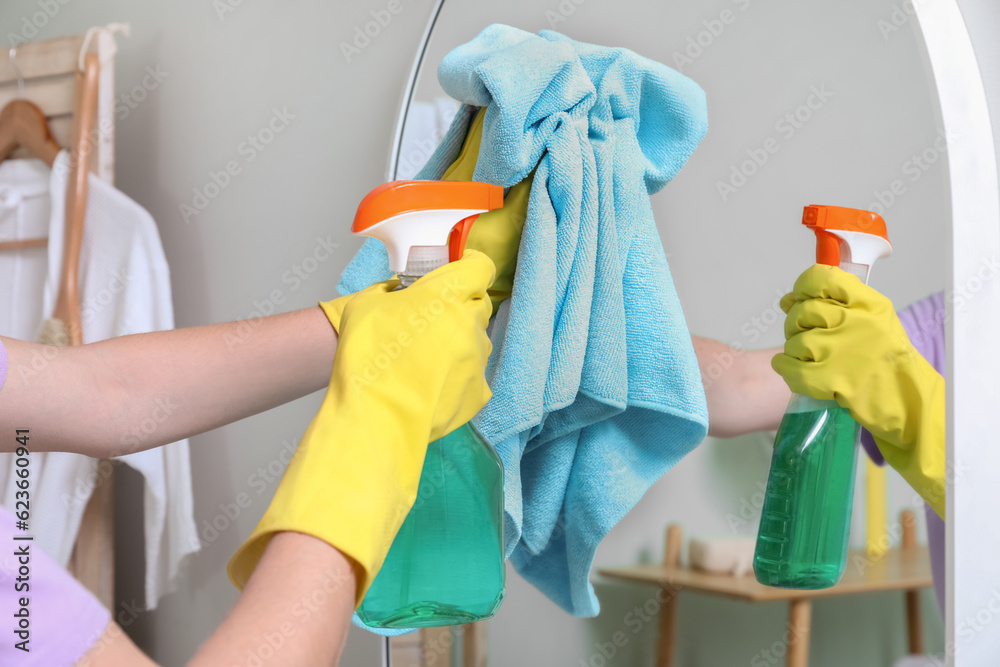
[0,338,110,664]
[860,292,945,616]
[0,505,110,665]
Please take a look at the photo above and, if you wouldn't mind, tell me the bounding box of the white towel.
[396,98,461,179]
[0,152,199,607]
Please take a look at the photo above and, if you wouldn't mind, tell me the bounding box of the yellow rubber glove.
[442,106,533,314]
[771,265,945,517]
[228,250,496,604]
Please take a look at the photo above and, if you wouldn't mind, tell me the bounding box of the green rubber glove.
[771,264,945,517]
[442,106,532,315]
[228,250,496,603]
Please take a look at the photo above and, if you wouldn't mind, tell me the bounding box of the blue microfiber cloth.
[342,24,709,628]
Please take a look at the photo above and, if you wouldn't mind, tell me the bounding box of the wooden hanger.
[0,100,61,167]
[52,51,100,346]
[0,45,62,251]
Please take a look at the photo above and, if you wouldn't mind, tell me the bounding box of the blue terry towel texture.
[340,24,710,620]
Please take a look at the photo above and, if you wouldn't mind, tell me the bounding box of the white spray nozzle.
[360,208,486,274]
[352,180,505,275]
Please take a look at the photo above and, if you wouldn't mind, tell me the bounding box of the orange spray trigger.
[448,214,480,263]
[813,230,843,267]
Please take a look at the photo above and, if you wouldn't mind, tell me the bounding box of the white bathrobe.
[0,151,199,608]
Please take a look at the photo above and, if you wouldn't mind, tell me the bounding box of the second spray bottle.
[753,205,892,590]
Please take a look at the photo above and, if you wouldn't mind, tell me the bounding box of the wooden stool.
[600,509,931,667]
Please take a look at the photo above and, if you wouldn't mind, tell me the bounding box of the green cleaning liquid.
[753,396,860,589]
[357,422,505,628]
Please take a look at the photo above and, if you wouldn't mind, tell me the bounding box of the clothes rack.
[0,28,121,608]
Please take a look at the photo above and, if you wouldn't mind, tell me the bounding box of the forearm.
[75,621,158,666]
[190,532,357,667]
[74,532,357,667]
[0,307,337,457]
[692,336,789,437]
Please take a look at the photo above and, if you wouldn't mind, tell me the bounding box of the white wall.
[0,0,962,665]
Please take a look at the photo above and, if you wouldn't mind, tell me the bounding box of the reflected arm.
[692,336,789,438]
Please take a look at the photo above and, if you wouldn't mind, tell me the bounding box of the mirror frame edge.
[912,1,1000,663]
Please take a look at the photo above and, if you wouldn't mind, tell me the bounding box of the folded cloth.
[340,24,709,618]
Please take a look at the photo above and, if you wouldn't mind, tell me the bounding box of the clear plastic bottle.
[753,394,860,589]
[356,247,506,628]
[752,205,892,590]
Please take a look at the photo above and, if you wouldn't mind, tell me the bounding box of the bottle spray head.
[802,205,892,283]
[352,180,505,285]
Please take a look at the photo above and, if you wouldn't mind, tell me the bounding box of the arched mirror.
[382,1,999,665]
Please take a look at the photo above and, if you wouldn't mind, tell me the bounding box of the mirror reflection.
[393,1,948,665]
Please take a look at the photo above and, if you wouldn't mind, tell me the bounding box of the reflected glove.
[771,265,945,516]
[442,106,533,314]
[228,250,496,603]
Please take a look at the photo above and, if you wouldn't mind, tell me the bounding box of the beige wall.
[4,0,987,664]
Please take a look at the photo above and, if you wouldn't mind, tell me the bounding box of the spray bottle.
[753,205,892,590]
[351,180,507,628]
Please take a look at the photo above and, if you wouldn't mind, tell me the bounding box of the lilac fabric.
[860,292,946,615]
[0,495,110,665]
[859,424,887,465]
